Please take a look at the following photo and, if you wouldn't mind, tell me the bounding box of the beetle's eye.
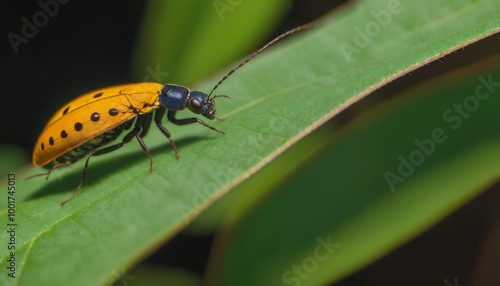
[189,99,202,113]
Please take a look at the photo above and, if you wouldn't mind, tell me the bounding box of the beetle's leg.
[26,161,73,181]
[60,118,153,207]
[154,109,180,160]
[167,110,225,134]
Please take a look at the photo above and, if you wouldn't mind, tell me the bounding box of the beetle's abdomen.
[45,125,125,168]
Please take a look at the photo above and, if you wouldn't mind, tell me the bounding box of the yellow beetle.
[31,23,313,206]
[32,82,228,206]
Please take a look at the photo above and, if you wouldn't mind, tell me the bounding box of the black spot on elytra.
[109,108,118,116]
[74,122,83,131]
[93,92,104,98]
[91,112,100,122]
[62,106,70,115]
[61,130,68,138]
[49,137,54,146]
[41,143,44,150]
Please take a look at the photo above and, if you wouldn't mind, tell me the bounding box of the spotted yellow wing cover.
[33,82,164,166]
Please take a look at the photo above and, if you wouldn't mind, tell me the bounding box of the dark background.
[2,0,499,285]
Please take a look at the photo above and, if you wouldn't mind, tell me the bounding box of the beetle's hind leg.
[26,161,73,181]
[60,116,154,207]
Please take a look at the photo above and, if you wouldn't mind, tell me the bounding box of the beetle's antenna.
[212,94,231,100]
[208,22,315,98]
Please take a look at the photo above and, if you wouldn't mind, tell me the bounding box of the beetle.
[30,23,314,206]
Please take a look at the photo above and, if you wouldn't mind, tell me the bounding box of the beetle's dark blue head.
[159,84,224,120]
[159,84,228,119]
[188,91,217,119]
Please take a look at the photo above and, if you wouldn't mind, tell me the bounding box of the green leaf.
[0,0,498,285]
[208,61,500,286]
